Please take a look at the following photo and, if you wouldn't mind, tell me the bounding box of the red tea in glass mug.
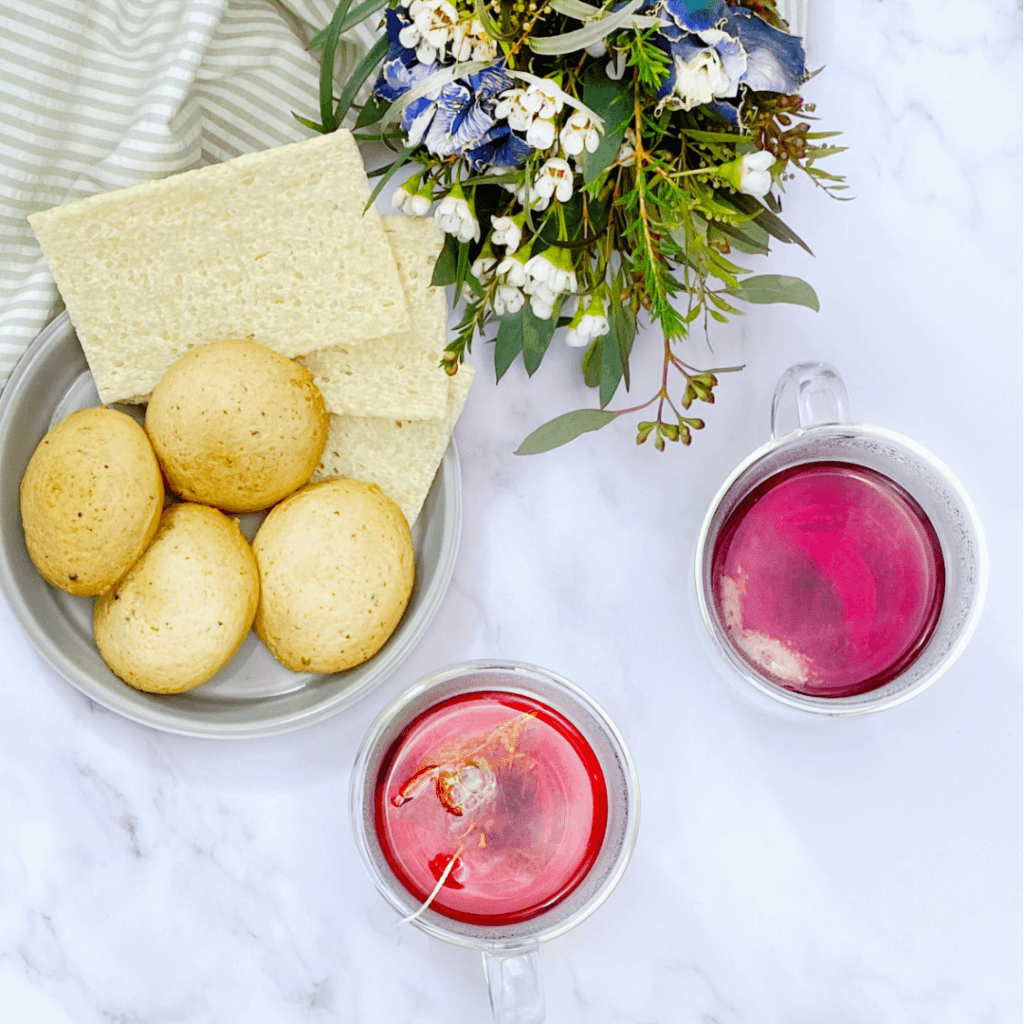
[710,461,945,698]
[695,362,986,715]
[375,690,609,925]
[351,662,640,1024]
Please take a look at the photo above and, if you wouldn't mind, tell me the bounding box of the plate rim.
[0,312,462,739]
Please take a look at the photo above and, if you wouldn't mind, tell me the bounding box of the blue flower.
[464,122,534,171]
[653,4,806,120]
[725,8,806,94]
[661,0,729,34]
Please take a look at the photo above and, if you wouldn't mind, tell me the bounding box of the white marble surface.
[1,2,1021,1021]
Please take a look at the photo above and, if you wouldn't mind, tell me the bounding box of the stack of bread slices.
[28,129,472,528]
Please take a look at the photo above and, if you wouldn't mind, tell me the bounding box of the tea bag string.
[401,820,477,925]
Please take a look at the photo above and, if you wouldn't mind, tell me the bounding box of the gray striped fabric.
[0,0,374,390]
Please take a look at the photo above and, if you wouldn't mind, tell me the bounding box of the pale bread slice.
[310,364,475,526]
[28,130,410,406]
[298,217,450,420]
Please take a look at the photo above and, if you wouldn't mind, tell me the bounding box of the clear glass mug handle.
[770,361,850,440]
[483,945,544,1024]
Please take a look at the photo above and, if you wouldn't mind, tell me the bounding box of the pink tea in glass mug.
[710,461,945,698]
[374,690,608,925]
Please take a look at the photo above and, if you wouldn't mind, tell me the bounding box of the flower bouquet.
[301,0,846,453]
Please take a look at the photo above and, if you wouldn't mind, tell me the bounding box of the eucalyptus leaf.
[582,337,602,387]
[529,0,642,55]
[611,298,634,390]
[495,309,526,381]
[599,316,622,408]
[724,275,820,311]
[432,233,459,287]
[515,408,618,455]
[522,304,559,376]
[580,66,631,185]
[549,0,602,20]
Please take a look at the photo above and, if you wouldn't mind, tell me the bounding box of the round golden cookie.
[253,479,415,674]
[145,338,329,513]
[94,502,260,694]
[20,407,164,596]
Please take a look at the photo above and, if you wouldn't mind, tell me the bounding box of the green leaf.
[292,112,330,134]
[431,233,459,287]
[333,35,388,127]
[724,274,820,311]
[364,146,416,210]
[354,94,389,129]
[522,304,559,376]
[580,66,632,185]
[528,0,643,54]
[582,337,602,387]
[308,0,388,49]
[712,217,770,256]
[515,408,618,455]
[610,297,635,391]
[494,308,525,381]
[599,318,622,408]
[453,238,472,308]
[319,0,355,132]
[726,193,813,254]
[474,0,517,39]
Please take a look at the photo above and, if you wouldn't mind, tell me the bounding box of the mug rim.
[349,658,641,949]
[693,421,989,716]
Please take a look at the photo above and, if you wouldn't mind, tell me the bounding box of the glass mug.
[694,362,987,716]
[350,660,640,1024]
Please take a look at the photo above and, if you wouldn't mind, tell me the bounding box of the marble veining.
[1,1,1021,1022]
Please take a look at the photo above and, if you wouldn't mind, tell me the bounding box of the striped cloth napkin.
[0,0,375,390]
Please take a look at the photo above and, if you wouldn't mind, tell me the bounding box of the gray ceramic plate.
[0,313,462,738]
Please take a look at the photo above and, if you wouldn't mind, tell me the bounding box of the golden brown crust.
[252,479,415,674]
[20,407,164,596]
[93,503,260,694]
[145,338,329,513]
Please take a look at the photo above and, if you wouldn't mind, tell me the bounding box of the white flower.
[559,112,601,157]
[408,190,432,216]
[525,79,564,119]
[672,49,732,110]
[496,253,529,288]
[471,255,496,279]
[529,293,554,319]
[585,40,607,58]
[494,89,535,133]
[532,158,574,206]
[565,293,610,346]
[492,284,525,316]
[434,192,480,243]
[566,313,609,346]
[495,80,564,147]
[606,50,628,80]
[491,215,522,253]
[404,0,459,64]
[525,117,556,150]
[524,251,577,296]
[393,177,429,217]
[450,18,498,62]
[738,150,776,197]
